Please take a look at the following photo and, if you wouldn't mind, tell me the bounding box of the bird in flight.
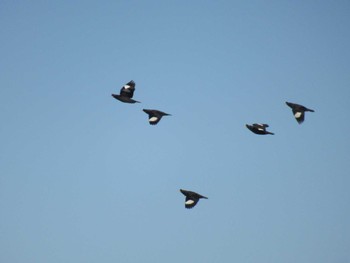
[143,109,171,125]
[246,123,274,135]
[180,189,208,209]
[286,101,314,124]
[111,80,140,103]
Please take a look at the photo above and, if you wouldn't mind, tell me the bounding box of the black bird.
[246,123,274,135]
[180,189,208,209]
[143,109,171,125]
[286,101,314,124]
[111,80,140,103]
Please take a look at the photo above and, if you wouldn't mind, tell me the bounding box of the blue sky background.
[1,1,349,262]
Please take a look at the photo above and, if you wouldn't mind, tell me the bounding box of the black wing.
[120,80,136,98]
[185,196,199,209]
[252,123,267,131]
[149,116,161,125]
[293,109,305,124]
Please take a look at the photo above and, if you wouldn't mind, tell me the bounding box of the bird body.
[286,101,314,124]
[246,123,274,135]
[111,80,140,103]
[143,109,171,125]
[180,189,208,209]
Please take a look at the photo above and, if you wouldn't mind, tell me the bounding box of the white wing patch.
[256,124,265,130]
[185,200,195,205]
[294,112,302,118]
[149,117,158,122]
[124,85,131,89]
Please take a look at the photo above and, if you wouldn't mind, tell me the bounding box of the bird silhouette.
[143,109,171,125]
[111,80,140,103]
[180,189,208,209]
[246,123,274,135]
[286,102,314,124]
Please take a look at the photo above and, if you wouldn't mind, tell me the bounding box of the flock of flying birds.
[111,80,171,125]
[112,80,315,209]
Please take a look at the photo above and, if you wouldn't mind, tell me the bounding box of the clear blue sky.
[1,1,349,262]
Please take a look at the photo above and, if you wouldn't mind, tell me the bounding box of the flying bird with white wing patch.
[143,109,171,125]
[246,123,274,135]
[286,101,314,124]
[180,189,208,209]
[111,80,140,103]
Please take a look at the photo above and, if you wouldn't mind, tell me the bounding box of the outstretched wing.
[120,80,136,98]
[185,196,199,209]
[293,110,305,124]
[143,109,159,125]
[253,123,267,131]
[149,115,161,125]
